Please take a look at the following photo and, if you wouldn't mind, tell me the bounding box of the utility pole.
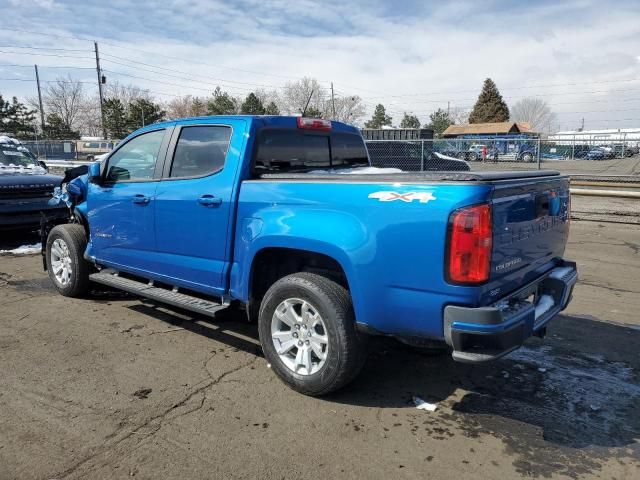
[94,41,107,139]
[34,65,45,134]
[331,82,336,119]
[447,101,450,117]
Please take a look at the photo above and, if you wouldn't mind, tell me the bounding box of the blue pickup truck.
[44,116,577,395]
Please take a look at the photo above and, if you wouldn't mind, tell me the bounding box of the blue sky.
[1,0,640,130]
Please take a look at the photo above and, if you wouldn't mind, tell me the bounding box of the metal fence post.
[536,137,541,170]
[420,140,424,171]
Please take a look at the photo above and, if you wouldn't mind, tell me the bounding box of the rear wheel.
[46,224,90,297]
[258,273,366,396]
[468,152,478,162]
[521,152,534,163]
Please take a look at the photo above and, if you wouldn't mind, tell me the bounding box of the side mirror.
[88,162,101,183]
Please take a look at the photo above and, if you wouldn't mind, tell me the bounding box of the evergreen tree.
[191,97,207,116]
[0,94,37,139]
[264,101,280,115]
[43,113,80,139]
[240,93,265,115]
[399,112,420,129]
[102,98,127,139]
[303,106,322,118]
[426,108,452,135]
[207,87,237,115]
[364,104,392,128]
[469,78,509,123]
[126,98,165,132]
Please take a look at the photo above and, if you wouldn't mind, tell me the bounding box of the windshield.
[0,146,40,168]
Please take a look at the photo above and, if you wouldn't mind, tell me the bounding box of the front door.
[88,128,169,273]
[153,123,240,295]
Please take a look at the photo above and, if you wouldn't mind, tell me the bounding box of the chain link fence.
[366,137,640,177]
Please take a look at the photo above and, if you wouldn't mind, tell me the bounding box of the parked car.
[42,116,577,396]
[0,136,67,229]
[76,139,118,161]
[467,144,487,161]
[586,148,606,160]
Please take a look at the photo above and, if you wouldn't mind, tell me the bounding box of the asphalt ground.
[0,218,639,479]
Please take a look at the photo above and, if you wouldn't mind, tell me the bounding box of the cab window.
[105,130,165,182]
[169,126,231,178]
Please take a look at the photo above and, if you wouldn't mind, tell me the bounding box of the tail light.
[447,203,492,284]
[297,117,332,131]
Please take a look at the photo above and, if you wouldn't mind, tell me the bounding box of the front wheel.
[258,273,366,396]
[46,224,90,297]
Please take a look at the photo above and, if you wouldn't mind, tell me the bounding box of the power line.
[0,63,95,70]
[0,44,91,52]
[100,56,289,91]
[0,27,326,83]
[101,69,248,94]
[0,77,95,84]
[0,49,94,60]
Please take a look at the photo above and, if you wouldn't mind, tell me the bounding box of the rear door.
[152,122,243,295]
[88,127,171,271]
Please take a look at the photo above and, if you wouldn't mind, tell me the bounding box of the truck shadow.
[125,301,640,475]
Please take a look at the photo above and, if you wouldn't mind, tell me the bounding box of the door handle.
[197,195,222,207]
[132,194,150,205]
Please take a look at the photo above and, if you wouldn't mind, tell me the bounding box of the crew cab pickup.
[44,116,577,395]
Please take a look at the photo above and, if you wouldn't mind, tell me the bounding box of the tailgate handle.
[535,194,550,218]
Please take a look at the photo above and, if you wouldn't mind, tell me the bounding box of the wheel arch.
[243,244,357,323]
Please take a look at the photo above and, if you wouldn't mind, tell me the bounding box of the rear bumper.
[444,260,578,363]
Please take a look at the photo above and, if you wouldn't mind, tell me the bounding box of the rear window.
[254,129,368,174]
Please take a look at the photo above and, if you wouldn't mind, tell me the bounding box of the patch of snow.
[0,135,22,145]
[308,166,402,175]
[433,152,463,162]
[413,396,437,412]
[0,243,41,255]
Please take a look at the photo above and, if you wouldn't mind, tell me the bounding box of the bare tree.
[332,95,365,124]
[279,77,328,115]
[77,95,103,137]
[165,95,208,119]
[449,106,470,125]
[104,81,151,105]
[510,97,556,133]
[41,74,86,131]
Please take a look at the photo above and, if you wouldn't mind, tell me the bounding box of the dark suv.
[0,136,67,229]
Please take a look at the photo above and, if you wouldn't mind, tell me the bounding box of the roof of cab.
[131,115,359,137]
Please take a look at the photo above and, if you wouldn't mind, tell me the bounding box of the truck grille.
[0,185,54,200]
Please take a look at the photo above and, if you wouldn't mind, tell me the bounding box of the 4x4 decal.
[368,191,437,204]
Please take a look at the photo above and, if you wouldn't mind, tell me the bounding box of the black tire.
[46,224,90,297]
[522,152,533,163]
[468,152,478,162]
[258,272,366,396]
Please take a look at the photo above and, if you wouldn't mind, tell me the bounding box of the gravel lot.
[1,220,639,480]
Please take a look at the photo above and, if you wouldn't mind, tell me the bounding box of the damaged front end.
[40,165,90,270]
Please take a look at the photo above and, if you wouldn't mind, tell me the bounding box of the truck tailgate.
[487,175,571,300]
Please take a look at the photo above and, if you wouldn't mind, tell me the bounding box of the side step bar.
[89,270,226,318]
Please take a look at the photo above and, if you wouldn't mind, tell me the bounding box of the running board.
[89,271,226,317]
